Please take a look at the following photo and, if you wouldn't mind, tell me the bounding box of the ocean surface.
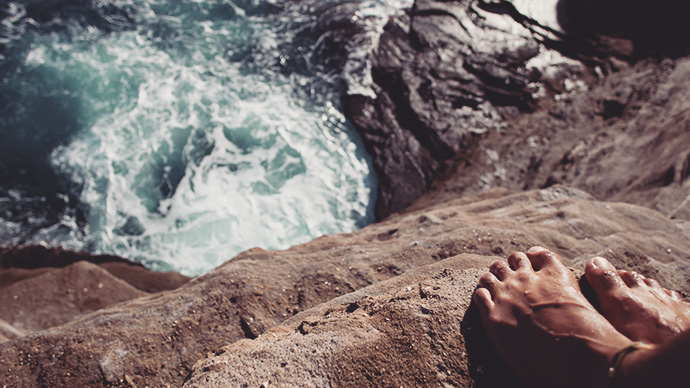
[0,0,410,275]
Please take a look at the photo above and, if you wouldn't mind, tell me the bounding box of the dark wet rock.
[343,0,690,220]
[557,0,690,58]
[344,0,599,219]
[411,57,690,222]
[1,245,137,270]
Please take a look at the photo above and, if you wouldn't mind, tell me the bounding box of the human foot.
[585,256,690,345]
[474,247,633,388]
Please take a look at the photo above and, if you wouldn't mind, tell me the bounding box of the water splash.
[0,0,414,275]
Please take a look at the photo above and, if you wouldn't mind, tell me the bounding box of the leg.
[474,247,632,388]
[615,328,690,388]
[584,256,690,344]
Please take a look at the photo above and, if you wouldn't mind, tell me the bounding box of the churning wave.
[0,0,411,275]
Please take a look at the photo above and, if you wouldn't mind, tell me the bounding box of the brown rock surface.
[1,186,688,387]
[184,254,517,388]
[0,319,25,342]
[0,246,191,293]
[0,261,146,332]
[0,247,191,343]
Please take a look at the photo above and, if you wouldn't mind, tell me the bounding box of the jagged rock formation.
[343,0,591,219]
[343,0,690,219]
[1,187,689,387]
[410,57,690,221]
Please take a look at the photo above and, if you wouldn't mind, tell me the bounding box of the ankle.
[612,343,656,388]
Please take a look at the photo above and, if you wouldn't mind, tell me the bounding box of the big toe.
[525,246,563,271]
[585,256,625,292]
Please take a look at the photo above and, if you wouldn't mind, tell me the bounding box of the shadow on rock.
[461,301,524,388]
[556,0,690,57]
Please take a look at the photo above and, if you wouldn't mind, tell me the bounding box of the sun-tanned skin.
[614,329,690,388]
[475,246,690,388]
[474,246,632,388]
[584,256,690,345]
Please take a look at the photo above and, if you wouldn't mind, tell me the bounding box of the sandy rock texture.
[0,246,191,294]
[1,186,689,387]
[0,261,146,332]
[0,246,191,338]
[184,255,505,388]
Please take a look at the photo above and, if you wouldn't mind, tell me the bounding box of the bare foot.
[584,256,690,345]
[474,247,633,388]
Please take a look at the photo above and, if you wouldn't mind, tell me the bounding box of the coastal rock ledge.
[2,0,690,387]
[1,186,690,387]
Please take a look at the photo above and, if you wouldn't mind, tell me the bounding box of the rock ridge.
[1,186,689,387]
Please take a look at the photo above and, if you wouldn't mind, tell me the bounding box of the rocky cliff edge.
[1,186,689,387]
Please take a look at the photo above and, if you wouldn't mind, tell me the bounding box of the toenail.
[592,256,608,268]
[480,273,497,284]
[527,246,547,253]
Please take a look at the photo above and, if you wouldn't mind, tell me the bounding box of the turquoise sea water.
[0,0,408,275]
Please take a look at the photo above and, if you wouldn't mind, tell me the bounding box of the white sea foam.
[11,0,377,275]
[505,0,564,33]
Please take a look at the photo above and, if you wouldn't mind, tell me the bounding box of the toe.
[587,256,617,271]
[508,251,531,271]
[619,270,645,288]
[525,246,562,271]
[585,256,625,290]
[474,288,495,314]
[479,272,501,292]
[665,289,682,300]
[490,260,512,280]
[643,277,662,290]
